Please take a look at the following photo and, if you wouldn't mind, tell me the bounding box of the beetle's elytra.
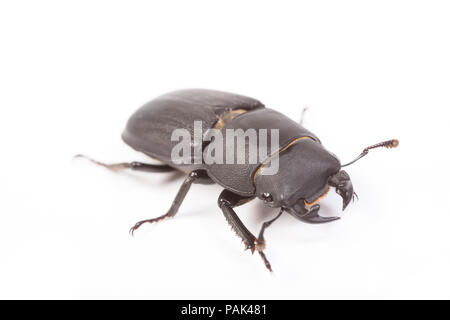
[78,89,398,272]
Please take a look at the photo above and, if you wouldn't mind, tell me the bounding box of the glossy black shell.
[122,89,340,201]
[122,89,263,167]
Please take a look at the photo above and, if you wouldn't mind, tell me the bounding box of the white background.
[1,1,449,299]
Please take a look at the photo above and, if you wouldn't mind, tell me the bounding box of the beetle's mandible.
[77,89,398,272]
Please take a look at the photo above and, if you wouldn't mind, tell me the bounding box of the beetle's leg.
[129,170,208,235]
[75,154,174,173]
[299,106,309,125]
[217,190,257,252]
[256,209,283,250]
[255,209,283,272]
[289,203,340,224]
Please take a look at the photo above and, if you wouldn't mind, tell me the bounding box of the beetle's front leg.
[218,190,256,252]
[255,209,283,272]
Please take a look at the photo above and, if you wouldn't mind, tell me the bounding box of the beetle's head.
[327,170,354,210]
[255,139,349,211]
[284,170,355,218]
[255,140,358,222]
[257,138,398,223]
[258,167,355,224]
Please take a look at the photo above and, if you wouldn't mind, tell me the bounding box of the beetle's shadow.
[248,200,285,226]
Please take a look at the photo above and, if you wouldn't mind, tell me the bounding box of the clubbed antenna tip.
[342,139,399,167]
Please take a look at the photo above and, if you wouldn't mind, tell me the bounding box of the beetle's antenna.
[341,139,399,167]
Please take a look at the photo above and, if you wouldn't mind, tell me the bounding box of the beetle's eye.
[262,193,273,203]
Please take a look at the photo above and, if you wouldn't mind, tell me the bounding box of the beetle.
[77,89,398,271]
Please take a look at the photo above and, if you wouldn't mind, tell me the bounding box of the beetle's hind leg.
[129,170,209,235]
[74,154,174,173]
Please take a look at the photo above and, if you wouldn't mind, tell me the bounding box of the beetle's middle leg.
[129,170,209,235]
[299,106,309,125]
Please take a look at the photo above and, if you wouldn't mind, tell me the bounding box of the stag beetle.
[77,89,398,271]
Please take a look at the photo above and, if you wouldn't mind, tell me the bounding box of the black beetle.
[77,89,398,271]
